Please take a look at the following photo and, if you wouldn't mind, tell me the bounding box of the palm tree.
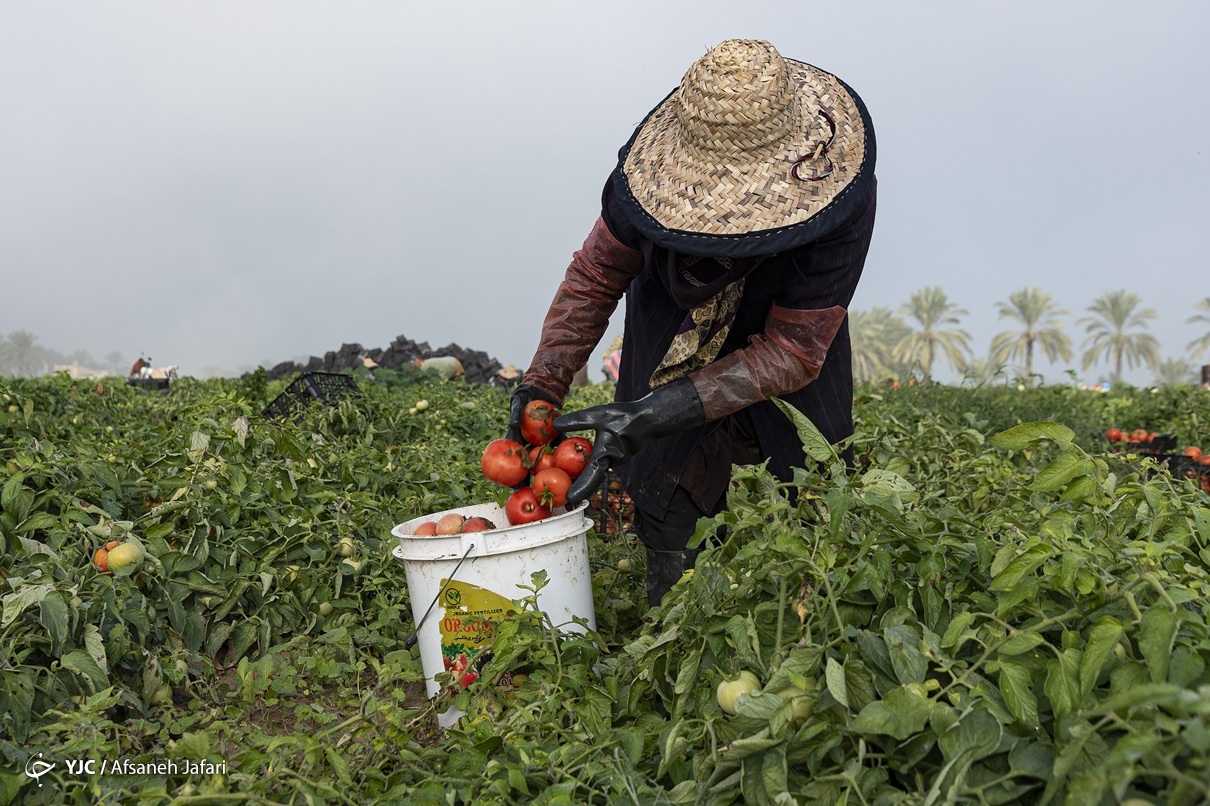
[850,307,912,382]
[3,330,47,377]
[1153,358,1196,387]
[960,356,1010,388]
[1186,297,1210,362]
[1078,291,1161,383]
[892,287,972,377]
[989,287,1072,381]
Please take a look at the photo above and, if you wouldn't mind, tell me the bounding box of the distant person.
[507,40,877,604]
[602,335,623,383]
[491,364,522,390]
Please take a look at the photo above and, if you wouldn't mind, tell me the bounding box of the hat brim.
[612,61,875,258]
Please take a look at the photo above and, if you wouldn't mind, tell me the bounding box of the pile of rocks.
[260,335,505,385]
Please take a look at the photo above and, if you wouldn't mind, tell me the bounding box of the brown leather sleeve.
[688,305,847,421]
[523,217,645,401]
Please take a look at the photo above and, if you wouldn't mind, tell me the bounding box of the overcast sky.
[1,1,1206,384]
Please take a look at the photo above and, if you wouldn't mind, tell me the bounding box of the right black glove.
[552,377,705,506]
[506,383,561,444]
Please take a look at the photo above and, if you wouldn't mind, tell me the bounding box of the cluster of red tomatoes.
[1104,427,1160,445]
[481,400,593,526]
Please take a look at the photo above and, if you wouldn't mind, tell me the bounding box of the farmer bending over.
[512,39,877,604]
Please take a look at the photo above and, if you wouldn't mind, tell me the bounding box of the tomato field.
[2,370,1210,804]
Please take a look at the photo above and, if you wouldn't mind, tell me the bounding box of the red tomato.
[1184,446,1203,460]
[533,467,572,509]
[553,437,593,480]
[521,400,559,447]
[1105,428,1123,443]
[481,439,529,487]
[505,487,551,526]
[528,444,558,474]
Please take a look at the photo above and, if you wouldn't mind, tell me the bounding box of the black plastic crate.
[263,372,360,419]
[586,469,635,538]
[126,377,171,393]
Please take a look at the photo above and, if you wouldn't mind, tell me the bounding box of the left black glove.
[506,383,560,444]
[552,377,705,506]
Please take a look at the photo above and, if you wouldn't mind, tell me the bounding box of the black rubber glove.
[552,377,706,507]
[506,383,560,444]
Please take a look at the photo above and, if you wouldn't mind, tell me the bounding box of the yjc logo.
[24,753,55,787]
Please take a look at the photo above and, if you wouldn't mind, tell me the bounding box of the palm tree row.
[851,290,1210,386]
[0,331,127,378]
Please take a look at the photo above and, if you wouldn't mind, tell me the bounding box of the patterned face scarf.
[649,253,763,388]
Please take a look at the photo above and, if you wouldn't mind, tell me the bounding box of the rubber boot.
[645,547,703,607]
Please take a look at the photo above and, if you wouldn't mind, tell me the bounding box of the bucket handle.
[403,541,475,650]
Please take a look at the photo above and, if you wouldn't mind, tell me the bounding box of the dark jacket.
[604,177,877,519]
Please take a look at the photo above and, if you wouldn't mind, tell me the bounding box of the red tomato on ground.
[1105,428,1122,443]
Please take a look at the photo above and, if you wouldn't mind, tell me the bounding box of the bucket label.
[439,579,513,687]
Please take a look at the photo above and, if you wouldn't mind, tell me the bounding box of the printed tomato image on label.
[438,580,513,687]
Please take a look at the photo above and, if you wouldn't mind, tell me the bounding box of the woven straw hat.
[611,39,875,257]
[497,363,521,379]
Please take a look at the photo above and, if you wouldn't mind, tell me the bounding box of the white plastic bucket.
[391,501,595,725]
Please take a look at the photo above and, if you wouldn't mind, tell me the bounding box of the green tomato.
[617,558,633,571]
[203,479,218,491]
[773,686,817,721]
[717,671,762,715]
[151,684,173,706]
[318,602,334,616]
[415,399,429,411]
[338,537,356,558]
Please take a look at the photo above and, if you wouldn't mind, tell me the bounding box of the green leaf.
[725,729,782,761]
[998,632,1046,656]
[859,468,917,511]
[772,398,837,464]
[765,646,822,694]
[1008,741,1054,779]
[1030,453,1092,492]
[39,591,70,656]
[1079,618,1122,698]
[1043,648,1081,719]
[990,421,1075,451]
[83,624,109,676]
[825,656,848,709]
[885,625,928,685]
[1059,474,1099,503]
[850,684,932,740]
[989,544,1051,593]
[1138,605,1178,683]
[61,649,109,692]
[1,473,24,515]
[937,706,1002,763]
[1,583,54,628]
[941,611,977,652]
[998,661,1039,727]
